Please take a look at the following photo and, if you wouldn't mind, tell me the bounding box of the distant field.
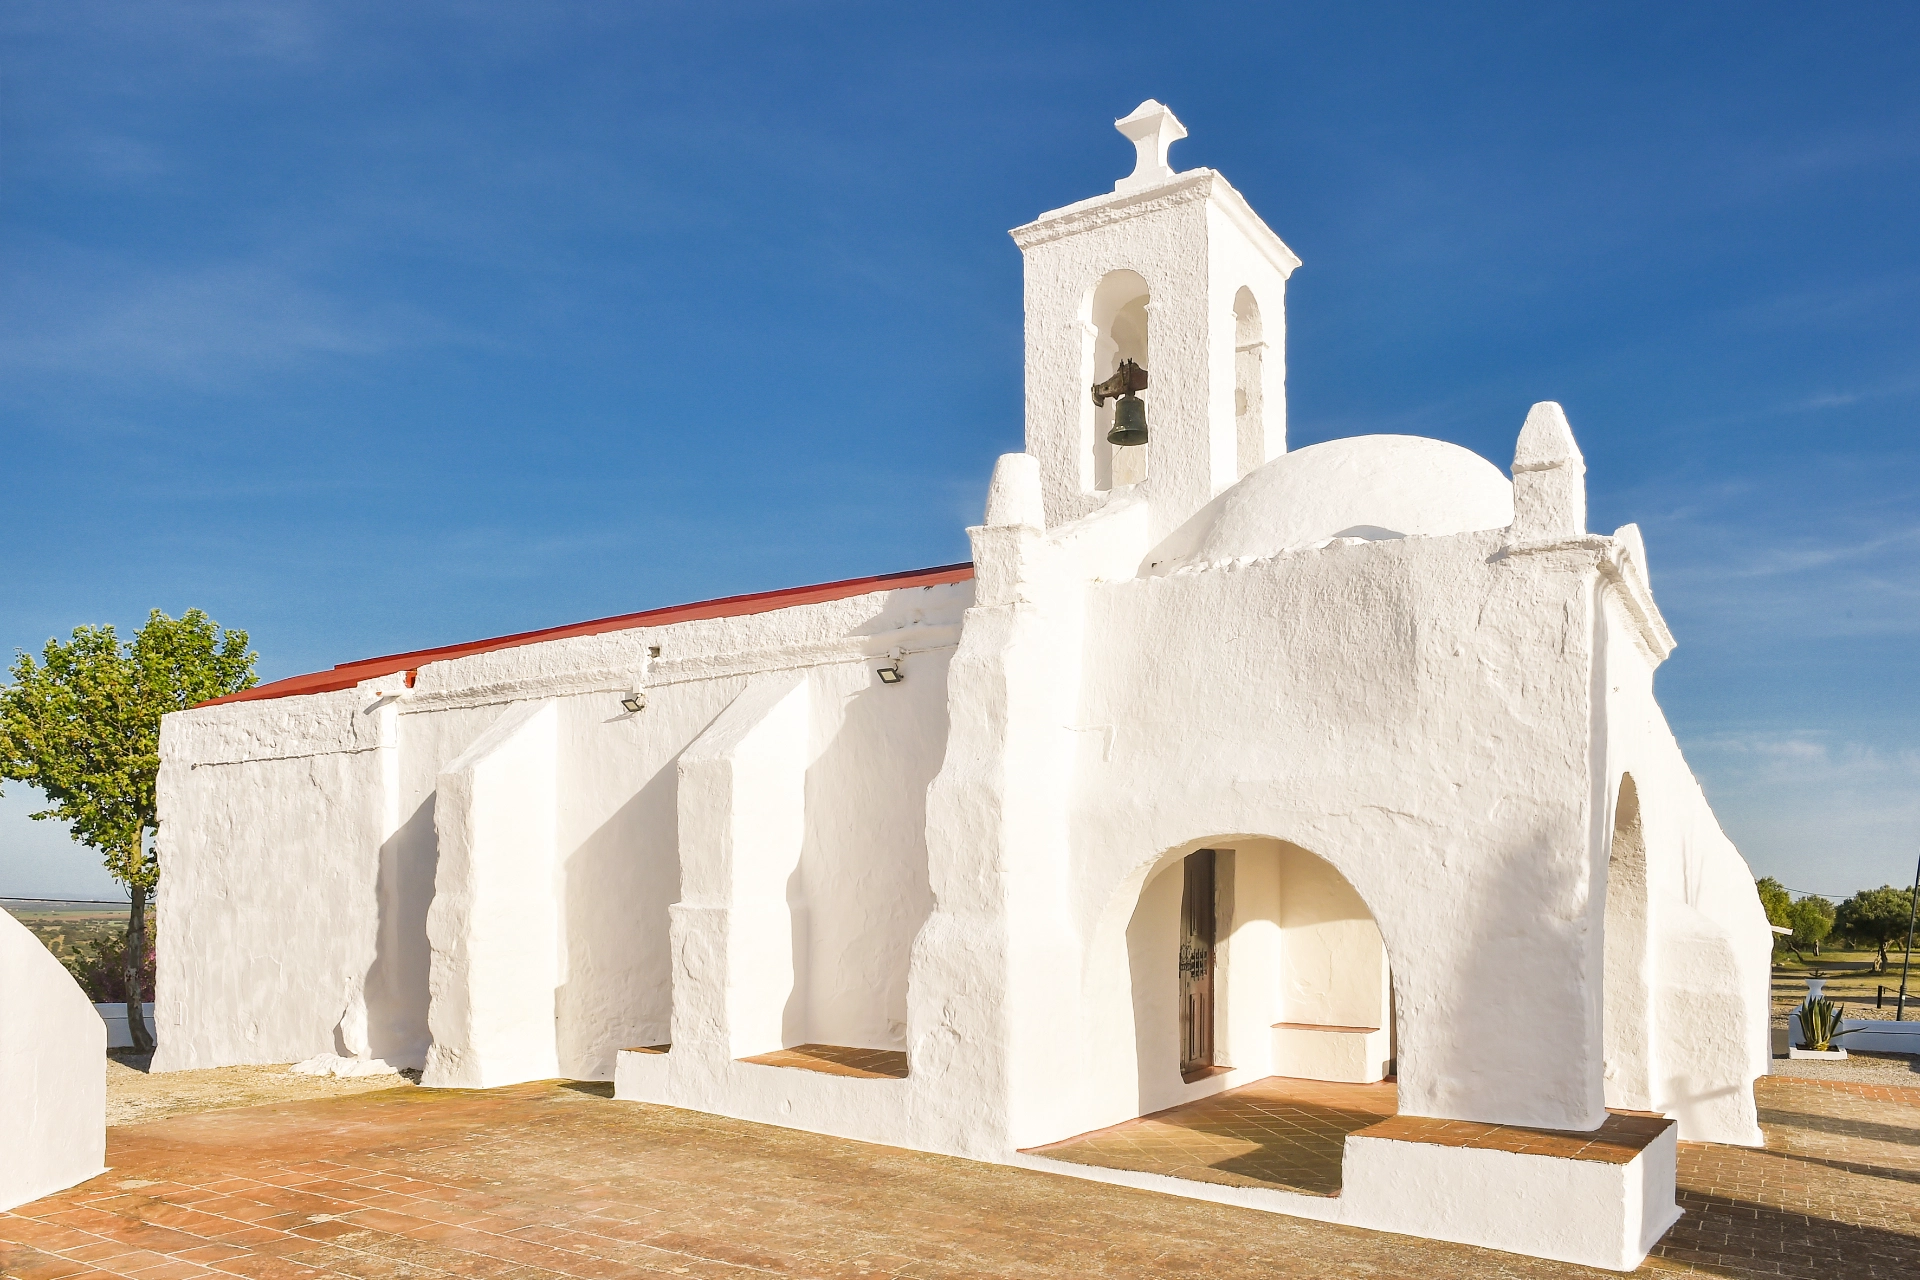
[3,903,136,966]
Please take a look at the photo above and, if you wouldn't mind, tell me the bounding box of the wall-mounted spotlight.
[620,691,648,714]
[876,649,904,684]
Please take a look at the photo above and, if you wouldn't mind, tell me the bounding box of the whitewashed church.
[153,103,1773,1270]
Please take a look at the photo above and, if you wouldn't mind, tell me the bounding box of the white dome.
[1143,434,1513,575]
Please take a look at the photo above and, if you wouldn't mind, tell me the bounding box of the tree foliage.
[1786,895,1834,959]
[0,609,255,1048]
[1756,877,1791,931]
[1834,885,1917,972]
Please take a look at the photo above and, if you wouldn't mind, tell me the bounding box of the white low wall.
[1837,1019,1920,1054]
[1340,1125,1680,1272]
[1,912,107,1211]
[95,1002,157,1050]
[1787,1012,1920,1055]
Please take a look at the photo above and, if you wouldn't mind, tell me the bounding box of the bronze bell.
[1092,358,1151,447]
[1107,393,1149,446]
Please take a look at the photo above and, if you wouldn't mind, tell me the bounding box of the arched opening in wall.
[1116,839,1397,1116]
[1030,838,1399,1197]
[1083,270,1151,493]
[1233,287,1265,479]
[1603,773,1654,1111]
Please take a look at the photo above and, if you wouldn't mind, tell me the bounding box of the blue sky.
[2,2,1916,901]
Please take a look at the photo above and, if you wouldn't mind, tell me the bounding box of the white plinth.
[613,1045,672,1102]
[1270,1022,1391,1083]
[1341,1114,1680,1272]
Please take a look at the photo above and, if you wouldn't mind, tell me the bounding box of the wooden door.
[1179,849,1217,1081]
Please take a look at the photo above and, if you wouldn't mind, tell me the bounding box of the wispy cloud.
[0,245,470,388]
[1687,732,1920,896]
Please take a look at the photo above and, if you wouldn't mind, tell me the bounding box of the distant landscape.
[4,900,152,1002]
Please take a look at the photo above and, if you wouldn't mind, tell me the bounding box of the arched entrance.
[1117,838,1395,1117]
[1025,836,1401,1197]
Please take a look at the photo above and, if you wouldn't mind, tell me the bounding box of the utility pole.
[1899,846,1920,1020]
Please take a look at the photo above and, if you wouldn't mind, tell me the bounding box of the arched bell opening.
[1603,773,1655,1111]
[1233,286,1265,479]
[1081,270,1152,492]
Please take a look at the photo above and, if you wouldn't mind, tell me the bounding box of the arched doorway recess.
[1108,838,1397,1121]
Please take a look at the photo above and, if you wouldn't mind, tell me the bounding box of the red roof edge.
[200,562,975,708]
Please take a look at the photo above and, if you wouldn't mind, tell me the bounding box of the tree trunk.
[125,882,153,1054]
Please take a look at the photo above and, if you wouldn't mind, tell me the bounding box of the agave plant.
[1796,995,1858,1052]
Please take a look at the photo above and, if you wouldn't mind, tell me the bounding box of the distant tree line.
[1757,877,1916,972]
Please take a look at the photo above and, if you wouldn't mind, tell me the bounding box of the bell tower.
[1009,101,1300,541]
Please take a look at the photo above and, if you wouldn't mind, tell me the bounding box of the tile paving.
[737,1045,910,1080]
[1024,1076,1396,1195]
[1352,1108,1674,1164]
[0,1073,1913,1278]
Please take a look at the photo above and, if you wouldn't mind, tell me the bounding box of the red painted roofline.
[201,562,975,708]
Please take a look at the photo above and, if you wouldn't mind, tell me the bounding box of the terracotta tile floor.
[738,1044,910,1080]
[1024,1076,1398,1195]
[0,1074,1914,1279]
[1354,1108,1674,1164]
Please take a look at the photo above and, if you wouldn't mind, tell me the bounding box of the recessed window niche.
[1234,287,1265,479]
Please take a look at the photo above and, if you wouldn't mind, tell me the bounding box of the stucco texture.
[153,105,1769,1272]
[0,908,106,1210]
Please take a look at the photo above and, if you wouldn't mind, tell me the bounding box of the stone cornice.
[1010,169,1302,278]
[1503,534,1676,663]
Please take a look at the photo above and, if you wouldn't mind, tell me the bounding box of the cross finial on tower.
[1114,100,1188,194]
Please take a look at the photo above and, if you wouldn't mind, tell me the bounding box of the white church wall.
[675,673,811,1062]
[376,699,507,1068]
[799,651,949,1051]
[1063,529,1611,1136]
[0,908,105,1211]
[1122,856,1189,1115]
[422,700,560,1089]
[1595,572,1769,1146]
[550,679,721,1076]
[1274,842,1391,1031]
[153,684,397,1071]
[157,579,971,1081]
[1215,843,1282,1077]
[907,505,1096,1158]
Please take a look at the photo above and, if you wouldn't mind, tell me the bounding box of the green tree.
[1756,876,1793,959]
[1834,885,1917,973]
[1786,895,1835,960]
[1756,877,1791,932]
[0,610,255,1051]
